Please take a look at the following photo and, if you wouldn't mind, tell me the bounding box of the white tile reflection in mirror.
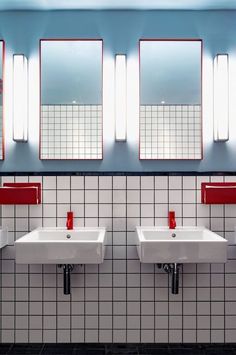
[40,104,102,159]
[140,104,202,159]
[0,105,2,158]
[139,40,202,160]
[0,41,4,159]
[40,39,103,160]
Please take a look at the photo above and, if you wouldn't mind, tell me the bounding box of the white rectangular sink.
[136,226,227,263]
[0,228,8,249]
[15,227,107,264]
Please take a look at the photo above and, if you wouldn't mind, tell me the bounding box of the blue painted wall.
[0,10,235,172]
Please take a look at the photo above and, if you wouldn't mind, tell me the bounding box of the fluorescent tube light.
[115,54,127,141]
[13,54,28,142]
[213,54,229,142]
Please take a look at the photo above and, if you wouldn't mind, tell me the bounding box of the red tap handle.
[67,211,73,230]
[168,211,176,229]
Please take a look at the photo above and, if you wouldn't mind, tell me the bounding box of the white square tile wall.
[140,105,202,159]
[0,174,236,343]
[41,105,102,160]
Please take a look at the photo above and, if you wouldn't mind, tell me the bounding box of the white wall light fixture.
[213,54,229,141]
[13,54,28,142]
[115,54,127,141]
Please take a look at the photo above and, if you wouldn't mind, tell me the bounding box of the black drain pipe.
[171,263,179,295]
[158,263,181,295]
[63,264,73,295]
[58,264,74,295]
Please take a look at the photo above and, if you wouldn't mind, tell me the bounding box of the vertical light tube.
[213,54,229,141]
[115,54,127,141]
[13,54,28,142]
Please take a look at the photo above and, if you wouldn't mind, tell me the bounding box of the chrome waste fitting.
[171,263,180,295]
[58,264,74,295]
[158,263,181,295]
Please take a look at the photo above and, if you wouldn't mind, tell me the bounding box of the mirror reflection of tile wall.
[0,105,2,159]
[139,40,202,160]
[40,39,103,160]
[140,104,201,159]
[40,104,102,159]
[0,41,4,160]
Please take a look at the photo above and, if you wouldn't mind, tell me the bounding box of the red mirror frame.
[0,40,5,160]
[139,38,203,161]
[39,38,103,161]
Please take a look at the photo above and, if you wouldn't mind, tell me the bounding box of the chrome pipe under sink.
[58,264,74,295]
[159,263,181,295]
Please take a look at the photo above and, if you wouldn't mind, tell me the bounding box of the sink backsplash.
[1,174,236,343]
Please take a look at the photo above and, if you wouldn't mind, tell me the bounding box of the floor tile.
[0,344,236,355]
[139,351,171,355]
[0,345,12,355]
[42,344,75,355]
[74,351,105,355]
[205,350,235,355]
[8,344,43,355]
[74,344,106,354]
[170,350,205,355]
[107,344,139,354]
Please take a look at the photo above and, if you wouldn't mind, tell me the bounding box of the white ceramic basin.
[0,228,9,249]
[136,226,227,263]
[15,227,107,264]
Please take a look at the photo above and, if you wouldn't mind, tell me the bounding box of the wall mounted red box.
[0,183,41,204]
[201,182,236,204]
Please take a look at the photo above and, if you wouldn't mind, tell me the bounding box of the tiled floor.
[0,344,236,355]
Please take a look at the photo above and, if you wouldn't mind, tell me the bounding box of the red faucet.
[168,211,176,229]
[66,211,73,230]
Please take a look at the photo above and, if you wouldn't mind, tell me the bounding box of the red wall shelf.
[0,183,41,205]
[201,182,236,204]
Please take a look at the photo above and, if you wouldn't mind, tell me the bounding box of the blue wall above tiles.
[0,10,236,172]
